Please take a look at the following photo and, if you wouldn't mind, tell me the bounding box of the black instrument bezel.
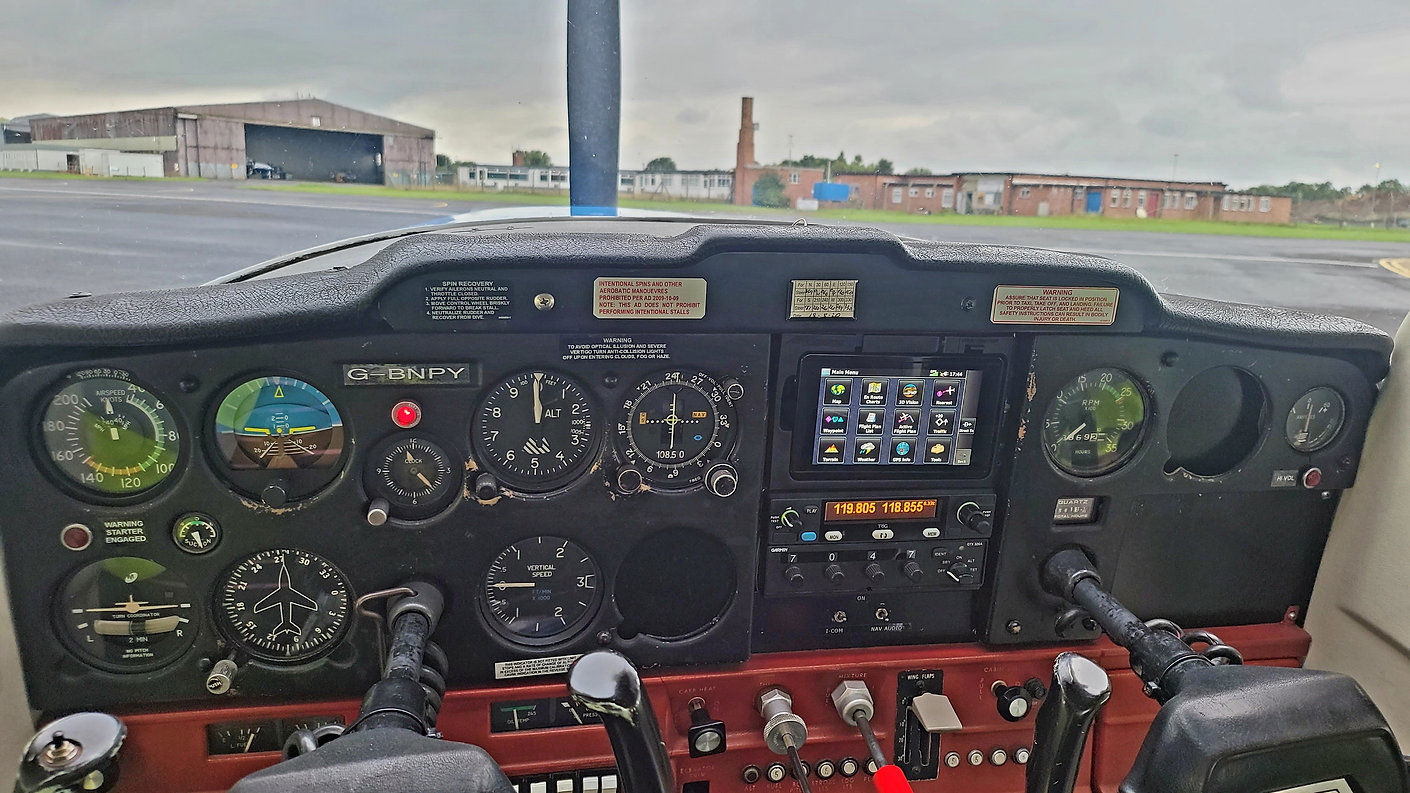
[203,371,351,504]
[30,368,189,506]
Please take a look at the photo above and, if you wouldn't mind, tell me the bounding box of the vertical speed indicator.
[482,536,601,644]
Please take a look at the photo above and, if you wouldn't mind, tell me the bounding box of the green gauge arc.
[1041,368,1151,477]
[36,370,182,500]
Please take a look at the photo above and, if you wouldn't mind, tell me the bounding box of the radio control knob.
[864,563,886,583]
[902,559,924,582]
[784,566,806,587]
[779,507,802,529]
[825,564,846,585]
[957,501,993,534]
[705,463,738,498]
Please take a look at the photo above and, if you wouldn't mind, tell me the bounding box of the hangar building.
[28,98,434,185]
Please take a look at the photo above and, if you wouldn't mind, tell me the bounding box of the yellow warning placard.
[990,285,1119,326]
[592,277,707,319]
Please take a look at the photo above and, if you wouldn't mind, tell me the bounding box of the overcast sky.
[2,0,1407,187]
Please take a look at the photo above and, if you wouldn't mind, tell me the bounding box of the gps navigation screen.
[813,366,984,466]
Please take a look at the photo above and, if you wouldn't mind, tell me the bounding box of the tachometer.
[1042,368,1149,477]
[57,556,197,672]
[472,370,599,493]
[482,536,601,644]
[212,376,345,503]
[615,370,736,489]
[38,370,180,498]
[214,549,352,663]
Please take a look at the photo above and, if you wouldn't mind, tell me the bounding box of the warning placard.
[592,277,706,319]
[424,279,512,321]
[990,285,1119,326]
[494,654,582,680]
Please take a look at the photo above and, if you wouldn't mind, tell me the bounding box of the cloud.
[1,0,1407,186]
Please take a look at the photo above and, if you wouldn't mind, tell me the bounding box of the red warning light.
[391,400,422,429]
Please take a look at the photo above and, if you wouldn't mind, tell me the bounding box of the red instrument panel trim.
[106,622,1310,793]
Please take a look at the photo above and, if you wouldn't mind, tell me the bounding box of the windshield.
[1,2,1407,332]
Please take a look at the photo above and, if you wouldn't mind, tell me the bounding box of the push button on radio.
[872,529,894,540]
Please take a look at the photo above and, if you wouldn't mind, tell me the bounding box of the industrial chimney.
[734,97,756,205]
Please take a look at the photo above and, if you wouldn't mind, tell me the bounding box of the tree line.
[1245,179,1406,200]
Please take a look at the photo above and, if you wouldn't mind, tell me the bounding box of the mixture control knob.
[864,562,886,583]
[615,466,644,494]
[705,463,738,498]
[994,683,1033,721]
[901,559,924,582]
[825,564,846,585]
[956,501,993,534]
[784,566,806,587]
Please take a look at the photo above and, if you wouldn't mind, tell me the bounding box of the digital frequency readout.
[823,498,938,522]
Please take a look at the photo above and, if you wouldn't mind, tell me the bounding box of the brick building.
[730,97,1293,223]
